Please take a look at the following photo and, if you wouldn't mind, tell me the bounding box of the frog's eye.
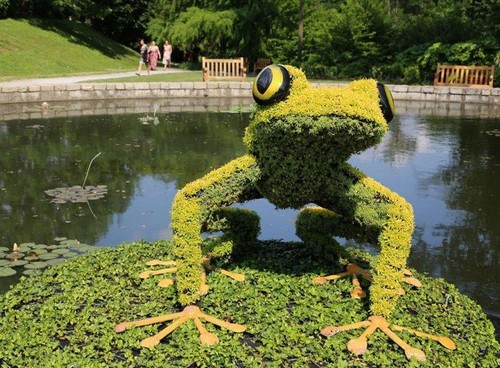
[253,64,291,105]
[377,82,395,122]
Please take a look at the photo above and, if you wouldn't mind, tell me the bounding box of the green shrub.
[387,39,499,85]
[401,65,421,85]
[0,241,498,367]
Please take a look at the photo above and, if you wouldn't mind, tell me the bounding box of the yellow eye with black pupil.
[377,82,395,123]
[253,65,291,105]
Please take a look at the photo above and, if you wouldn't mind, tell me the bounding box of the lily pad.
[28,249,48,256]
[0,267,16,277]
[10,260,29,267]
[24,256,40,262]
[59,239,80,246]
[23,269,42,277]
[46,258,65,266]
[0,259,12,267]
[52,248,70,255]
[38,253,60,260]
[45,185,108,204]
[54,237,68,242]
[0,247,9,252]
[19,242,36,248]
[32,244,49,249]
[24,261,49,269]
[62,251,79,258]
[5,252,24,260]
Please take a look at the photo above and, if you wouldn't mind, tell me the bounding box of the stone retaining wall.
[1,81,498,105]
[0,82,499,120]
[0,82,253,104]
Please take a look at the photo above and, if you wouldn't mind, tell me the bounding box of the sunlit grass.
[0,18,137,80]
[86,70,256,83]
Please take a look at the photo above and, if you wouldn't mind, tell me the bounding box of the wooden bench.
[202,57,247,82]
[253,58,272,74]
[433,64,495,88]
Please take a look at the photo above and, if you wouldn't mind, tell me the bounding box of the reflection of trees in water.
[376,115,419,168]
[0,112,249,247]
[403,117,500,314]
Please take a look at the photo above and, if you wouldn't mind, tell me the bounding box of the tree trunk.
[298,0,304,63]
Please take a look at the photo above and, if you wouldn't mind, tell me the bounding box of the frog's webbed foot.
[321,315,456,361]
[313,263,372,298]
[117,259,246,346]
[313,263,422,298]
[139,259,245,293]
[115,305,246,347]
[139,260,178,288]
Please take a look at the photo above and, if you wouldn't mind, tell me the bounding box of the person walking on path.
[163,41,172,69]
[136,39,149,76]
[148,41,161,71]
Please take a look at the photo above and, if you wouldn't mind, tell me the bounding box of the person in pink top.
[148,41,160,71]
[163,41,172,69]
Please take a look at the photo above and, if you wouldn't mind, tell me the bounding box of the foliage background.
[1,0,498,85]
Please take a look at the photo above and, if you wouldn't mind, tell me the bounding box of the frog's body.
[116,65,455,361]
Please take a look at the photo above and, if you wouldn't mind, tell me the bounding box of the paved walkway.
[0,68,187,87]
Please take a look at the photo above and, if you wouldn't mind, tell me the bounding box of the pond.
[0,99,498,333]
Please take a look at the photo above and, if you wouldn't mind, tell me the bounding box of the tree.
[146,0,280,63]
[0,0,9,18]
[165,7,236,59]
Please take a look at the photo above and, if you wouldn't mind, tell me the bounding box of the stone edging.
[1,81,499,105]
[0,82,252,104]
[0,82,499,121]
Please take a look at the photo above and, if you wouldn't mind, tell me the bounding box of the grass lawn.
[86,70,256,83]
[0,18,137,81]
[0,18,346,85]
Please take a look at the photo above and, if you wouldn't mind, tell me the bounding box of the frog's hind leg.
[139,207,261,290]
[202,206,261,283]
[296,206,371,298]
[116,155,262,347]
[297,206,421,299]
[317,176,455,361]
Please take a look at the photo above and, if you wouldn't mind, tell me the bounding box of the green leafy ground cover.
[0,240,498,367]
[0,19,137,80]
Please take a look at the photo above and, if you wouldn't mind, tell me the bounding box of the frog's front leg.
[313,174,456,361]
[115,155,262,347]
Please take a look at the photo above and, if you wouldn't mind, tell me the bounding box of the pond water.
[0,100,498,332]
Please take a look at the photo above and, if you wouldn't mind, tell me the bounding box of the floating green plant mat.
[0,238,97,277]
[44,152,107,204]
[44,185,108,203]
[0,240,497,367]
[485,129,500,137]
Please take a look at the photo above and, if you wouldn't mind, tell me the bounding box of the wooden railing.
[202,57,247,82]
[433,64,494,88]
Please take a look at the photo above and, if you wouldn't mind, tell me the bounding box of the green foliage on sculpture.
[245,67,389,207]
[167,64,411,318]
[122,64,453,360]
[170,155,261,305]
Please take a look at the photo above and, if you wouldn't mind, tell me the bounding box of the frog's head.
[244,64,394,163]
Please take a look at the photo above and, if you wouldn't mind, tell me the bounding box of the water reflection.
[0,104,498,328]
[350,114,500,320]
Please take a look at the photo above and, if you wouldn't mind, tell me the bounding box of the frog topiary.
[116,65,456,361]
